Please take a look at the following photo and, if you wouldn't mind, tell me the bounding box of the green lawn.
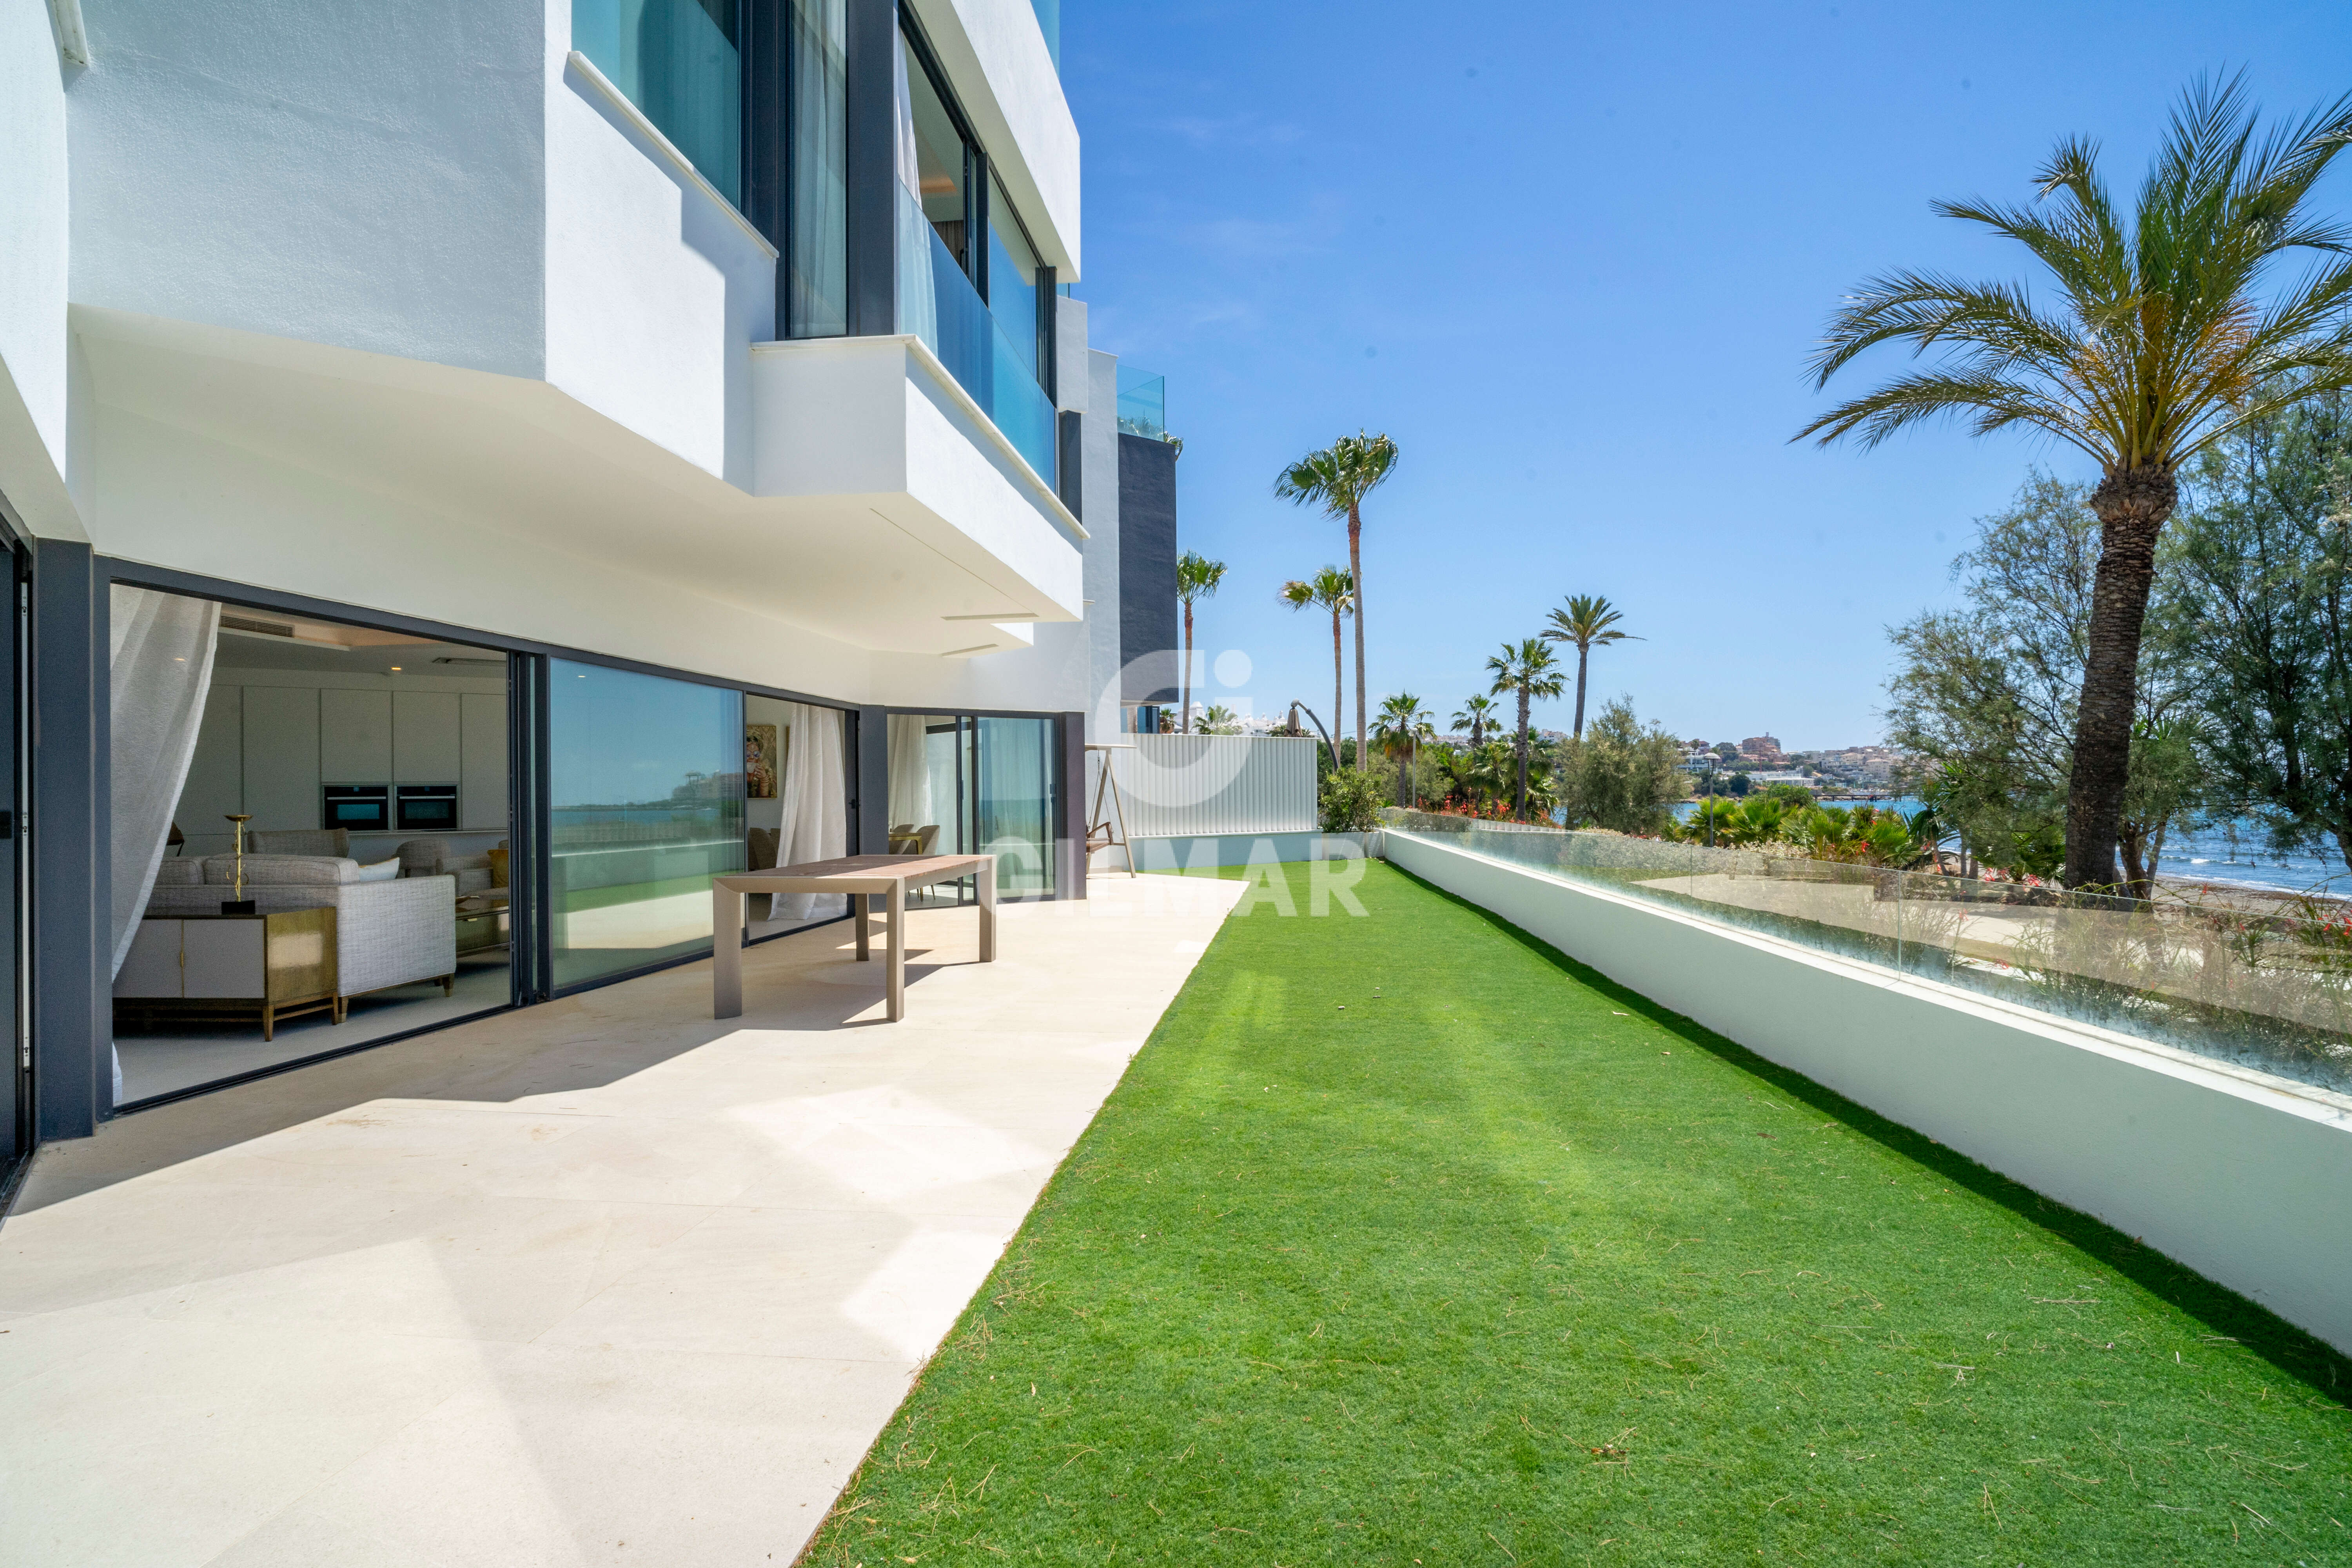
[805,860,2352,1566]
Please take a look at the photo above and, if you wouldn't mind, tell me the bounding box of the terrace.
[4,826,2348,1565]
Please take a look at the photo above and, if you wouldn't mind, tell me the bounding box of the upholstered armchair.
[396,838,505,897]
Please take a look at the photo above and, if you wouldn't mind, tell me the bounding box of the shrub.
[1319,768,1388,833]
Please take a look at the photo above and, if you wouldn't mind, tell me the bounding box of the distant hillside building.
[1739,735,1786,765]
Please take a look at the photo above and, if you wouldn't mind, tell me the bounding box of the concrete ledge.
[1382,831,2352,1354]
[1087,831,1369,871]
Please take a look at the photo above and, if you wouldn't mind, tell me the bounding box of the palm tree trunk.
[1181,601,1194,734]
[1347,502,1367,769]
[1514,688,1532,821]
[1572,644,1590,739]
[2062,467,2175,890]
[1329,608,1345,771]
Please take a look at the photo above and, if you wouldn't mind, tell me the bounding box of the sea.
[1661,797,2350,897]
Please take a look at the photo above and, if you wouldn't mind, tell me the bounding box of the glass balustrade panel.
[897,184,1059,486]
[573,0,743,205]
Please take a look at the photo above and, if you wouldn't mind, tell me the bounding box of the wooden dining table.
[710,853,996,1023]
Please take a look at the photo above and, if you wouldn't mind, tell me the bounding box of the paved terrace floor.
[0,871,1243,1568]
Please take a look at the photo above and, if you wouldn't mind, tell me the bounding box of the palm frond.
[1801,75,2352,476]
[1797,370,2104,456]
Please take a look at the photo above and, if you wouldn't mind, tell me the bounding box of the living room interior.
[110,588,514,1106]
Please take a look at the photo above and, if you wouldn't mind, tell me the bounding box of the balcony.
[1115,363,1170,441]
[895,183,1059,487]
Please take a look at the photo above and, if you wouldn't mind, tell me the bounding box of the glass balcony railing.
[1383,809,2352,1098]
[1031,0,1060,73]
[897,183,1058,489]
[572,0,743,205]
[1116,366,1168,441]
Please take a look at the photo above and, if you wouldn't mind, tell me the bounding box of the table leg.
[978,861,996,962]
[886,879,906,1022]
[713,884,745,1019]
[853,892,870,962]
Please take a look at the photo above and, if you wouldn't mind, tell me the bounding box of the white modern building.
[0,0,1185,1165]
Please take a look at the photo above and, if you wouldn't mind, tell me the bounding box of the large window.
[111,590,517,1106]
[574,0,745,205]
[548,661,745,989]
[902,33,973,274]
[782,0,848,336]
[887,713,1059,900]
[988,172,1044,383]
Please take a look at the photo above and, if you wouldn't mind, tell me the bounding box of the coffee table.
[711,853,996,1022]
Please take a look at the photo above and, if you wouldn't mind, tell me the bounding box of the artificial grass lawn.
[806,860,2352,1565]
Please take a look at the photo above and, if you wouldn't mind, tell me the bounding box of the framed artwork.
[744,723,781,800]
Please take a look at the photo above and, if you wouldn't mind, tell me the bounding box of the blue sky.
[1061,1,2352,751]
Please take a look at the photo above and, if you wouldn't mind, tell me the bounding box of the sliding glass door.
[886,713,1058,900]
[548,661,745,989]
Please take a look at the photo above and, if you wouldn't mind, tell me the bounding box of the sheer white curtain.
[786,0,848,335]
[891,29,938,348]
[109,587,220,977]
[886,713,930,836]
[109,588,220,1106]
[774,704,849,922]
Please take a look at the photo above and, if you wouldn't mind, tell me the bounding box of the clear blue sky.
[1061,1,2352,751]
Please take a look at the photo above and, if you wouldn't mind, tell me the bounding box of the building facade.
[0,0,1180,1172]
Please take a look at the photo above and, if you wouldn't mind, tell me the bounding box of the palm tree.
[1175,551,1227,734]
[1797,76,2352,890]
[1200,702,1240,735]
[1485,638,1567,822]
[1374,692,1436,808]
[1280,566,1354,764]
[1542,595,1639,739]
[1451,693,1499,748]
[1275,432,1399,768]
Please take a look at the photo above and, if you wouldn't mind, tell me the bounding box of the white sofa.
[146,854,457,1001]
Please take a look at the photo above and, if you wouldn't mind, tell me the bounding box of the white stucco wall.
[67,0,548,378]
[93,405,873,705]
[908,0,1079,278]
[546,47,774,485]
[1382,831,2352,1355]
[0,0,79,536]
[748,336,1083,622]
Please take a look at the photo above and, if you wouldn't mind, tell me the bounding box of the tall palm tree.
[1280,566,1354,764]
[1275,432,1399,768]
[1451,694,1499,747]
[1374,692,1436,807]
[1797,76,2352,890]
[1175,551,1227,734]
[1542,595,1639,740]
[1486,638,1567,822]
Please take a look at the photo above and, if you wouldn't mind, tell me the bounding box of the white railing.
[1097,735,1318,838]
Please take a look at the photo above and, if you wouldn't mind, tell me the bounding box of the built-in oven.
[396,784,459,832]
[322,784,390,833]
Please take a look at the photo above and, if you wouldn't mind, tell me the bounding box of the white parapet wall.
[1381,830,2352,1354]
